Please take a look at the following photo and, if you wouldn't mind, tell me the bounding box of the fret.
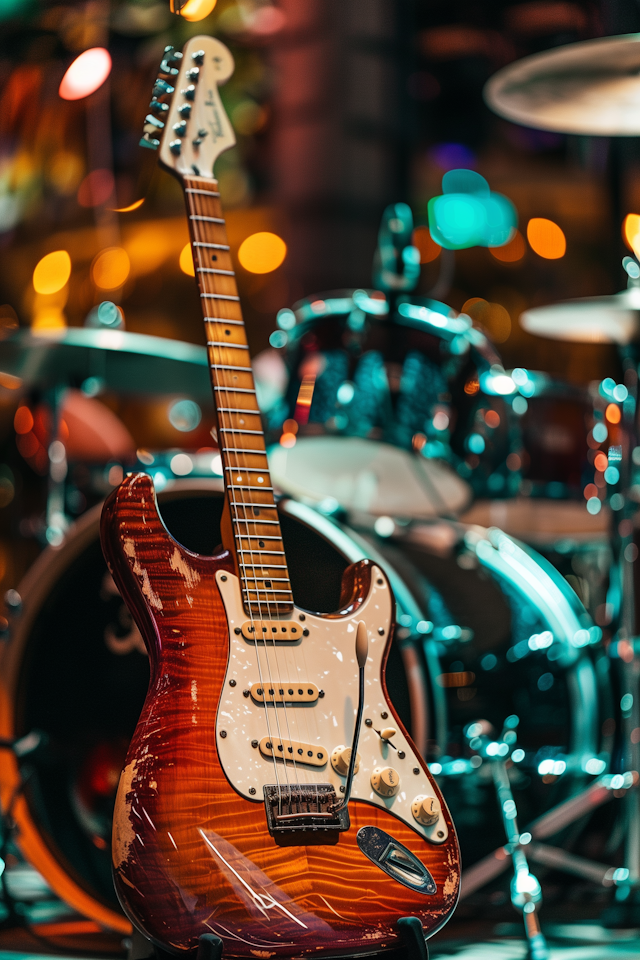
[190,215,225,223]
[185,174,292,615]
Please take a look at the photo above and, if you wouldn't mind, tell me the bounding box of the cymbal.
[520,287,640,344]
[484,33,640,135]
[269,436,472,520]
[0,327,211,398]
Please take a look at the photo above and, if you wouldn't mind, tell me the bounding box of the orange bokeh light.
[606,403,621,424]
[238,232,287,274]
[179,243,195,277]
[280,432,296,448]
[623,214,640,258]
[412,226,441,263]
[584,483,597,500]
[14,407,33,434]
[594,452,608,472]
[526,218,566,259]
[490,229,525,263]
[59,48,112,101]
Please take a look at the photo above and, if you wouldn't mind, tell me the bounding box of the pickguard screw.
[221,575,227,582]
[229,679,236,687]
[251,739,258,748]
[398,751,406,759]
[318,690,325,698]
[303,628,309,636]
[365,718,372,727]
[299,614,306,621]
[437,831,444,838]
[243,689,250,698]
[381,712,388,719]
[220,730,227,738]
[339,785,345,793]
[378,628,384,635]
[234,627,241,635]
[413,767,420,775]
[249,787,256,795]
[377,578,383,585]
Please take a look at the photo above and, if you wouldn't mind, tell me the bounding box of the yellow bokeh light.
[623,214,640,258]
[179,243,195,277]
[177,0,217,21]
[32,308,67,332]
[238,232,287,274]
[92,247,131,290]
[33,250,71,295]
[526,218,566,259]
[113,198,145,213]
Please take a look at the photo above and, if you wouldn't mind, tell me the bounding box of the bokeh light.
[606,403,621,424]
[412,226,441,263]
[92,247,131,290]
[33,251,71,295]
[527,218,566,259]
[179,243,195,276]
[623,214,640,259]
[113,198,145,213]
[238,232,287,273]
[168,399,202,432]
[59,48,112,101]
[462,297,511,343]
[490,230,525,263]
[77,169,114,207]
[176,0,217,20]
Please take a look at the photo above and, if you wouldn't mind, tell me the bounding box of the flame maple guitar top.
[101,474,459,957]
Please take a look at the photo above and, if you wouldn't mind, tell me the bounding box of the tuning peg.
[153,79,174,96]
[149,98,169,113]
[178,103,192,117]
[139,134,160,151]
[172,120,187,135]
[163,45,183,62]
[169,139,182,155]
[185,67,199,82]
[181,85,196,101]
[191,50,205,64]
[160,60,179,76]
[144,113,165,129]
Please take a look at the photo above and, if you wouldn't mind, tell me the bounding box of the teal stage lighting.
[427,169,516,251]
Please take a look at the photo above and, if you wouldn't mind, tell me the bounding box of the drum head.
[0,483,420,929]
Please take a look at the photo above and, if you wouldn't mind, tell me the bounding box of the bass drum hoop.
[0,479,430,931]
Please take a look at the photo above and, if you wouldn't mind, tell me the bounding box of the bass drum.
[0,481,427,932]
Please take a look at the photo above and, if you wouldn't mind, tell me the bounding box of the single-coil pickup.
[251,682,318,704]
[242,620,303,642]
[259,737,327,767]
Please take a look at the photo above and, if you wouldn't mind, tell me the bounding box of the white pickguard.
[215,567,448,844]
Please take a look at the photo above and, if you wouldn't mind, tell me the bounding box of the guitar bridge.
[263,784,350,846]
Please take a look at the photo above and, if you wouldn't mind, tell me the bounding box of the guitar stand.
[148,917,429,960]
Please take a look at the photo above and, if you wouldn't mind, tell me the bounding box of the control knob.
[331,745,361,776]
[371,766,400,797]
[411,795,441,826]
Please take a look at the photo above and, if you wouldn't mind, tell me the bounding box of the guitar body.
[101,474,459,957]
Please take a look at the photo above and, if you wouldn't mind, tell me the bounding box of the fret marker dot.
[236,475,242,482]
[257,476,264,483]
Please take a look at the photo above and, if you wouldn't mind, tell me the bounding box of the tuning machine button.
[144,114,165,129]
[185,67,200,82]
[172,121,187,135]
[371,766,400,797]
[411,795,441,826]
[153,79,174,96]
[331,745,361,777]
[160,60,179,76]
[192,49,205,64]
[169,139,182,155]
[178,103,192,117]
[181,85,196,101]
[149,98,169,113]
[139,135,159,151]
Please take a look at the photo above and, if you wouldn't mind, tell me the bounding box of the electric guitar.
[101,36,460,957]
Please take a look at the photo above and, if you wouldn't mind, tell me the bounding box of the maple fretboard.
[184,175,293,617]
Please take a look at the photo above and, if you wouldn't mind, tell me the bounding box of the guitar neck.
[184,175,293,617]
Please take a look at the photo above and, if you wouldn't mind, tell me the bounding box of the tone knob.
[412,795,441,826]
[331,745,360,777]
[371,766,400,797]
[381,727,397,740]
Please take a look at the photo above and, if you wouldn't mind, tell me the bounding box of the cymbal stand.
[44,386,69,548]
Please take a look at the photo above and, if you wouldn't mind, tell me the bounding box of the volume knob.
[371,766,400,797]
[412,795,441,826]
[331,745,360,777]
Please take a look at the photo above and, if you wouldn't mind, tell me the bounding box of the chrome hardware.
[149,98,169,113]
[169,139,182,155]
[144,114,165,129]
[357,826,437,894]
[192,138,202,147]
[153,79,174,96]
[181,84,196,101]
[178,103,192,117]
[192,49,205,63]
[172,121,187,135]
[186,67,200,81]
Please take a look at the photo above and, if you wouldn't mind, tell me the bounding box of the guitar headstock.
[140,36,236,180]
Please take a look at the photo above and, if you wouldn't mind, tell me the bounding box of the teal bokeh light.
[428,168,517,250]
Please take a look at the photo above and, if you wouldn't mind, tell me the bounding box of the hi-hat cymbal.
[484,33,640,135]
[520,287,640,344]
[0,327,211,398]
[269,436,472,520]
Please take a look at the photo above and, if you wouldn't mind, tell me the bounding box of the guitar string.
[191,181,283,799]
[194,180,302,802]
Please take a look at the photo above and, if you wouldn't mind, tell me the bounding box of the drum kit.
[1,28,640,959]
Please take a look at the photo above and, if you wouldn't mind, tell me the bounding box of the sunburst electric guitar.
[101,36,460,958]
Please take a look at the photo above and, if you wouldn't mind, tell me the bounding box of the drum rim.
[0,478,223,934]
